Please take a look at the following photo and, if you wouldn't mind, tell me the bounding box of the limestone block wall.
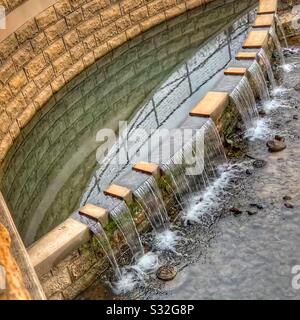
[0,0,257,246]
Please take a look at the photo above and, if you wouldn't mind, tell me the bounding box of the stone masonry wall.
[0,0,228,165]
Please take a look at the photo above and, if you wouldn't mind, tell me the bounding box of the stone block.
[8,70,28,94]
[235,51,258,60]
[45,19,68,43]
[36,6,58,29]
[54,0,72,17]
[12,42,34,70]
[100,4,122,26]
[78,204,109,227]
[15,19,39,44]
[53,52,73,75]
[253,14,274,28]
[258,0,278,14]
[28,218,91,276]
[120,0,143,14]
[224,67,247,76]
[66,8,83,28]
[190,91,229,122]
[77,17,101,38]
[104,184,133,204]
[243,30,269,49]
[133,162,161,179]
[0,60,16,85]
[44,39,66,61]
[24,54,47,79]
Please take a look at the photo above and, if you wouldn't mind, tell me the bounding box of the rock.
[293,115,299,120]
[246,169,253,175]
[250,203,264,210]
[156,266,178,281]
[247,211,258,216]
[284,202,294,209]
[230,207,243,215]
[275,135,285,142]
[267,138,287,153]
[294,83,300,91]
[283,195,292,201]
[253,159,267,168]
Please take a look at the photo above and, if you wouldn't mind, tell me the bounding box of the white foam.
[244,118,270,141]
[153,229,183,254]
[182,163,248,224]
[281,63,295,73]
[112,252,159,294]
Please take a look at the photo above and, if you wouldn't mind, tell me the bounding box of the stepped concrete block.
[78,204,109,227]
[243,30,269,49]
[189,92,229,122]
[104,184,133,204]
[224,67,247,76]
[133,162,161,179]
[258,0,277,14]
[253,14,274,28]
[28,218,90,276]
[236,52,258,60]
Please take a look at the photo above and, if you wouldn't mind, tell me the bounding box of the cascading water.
[258,48,277,89]
[248,60,270,102]
[270,27,286,65]
[134,176,169,232]
[109,201,144,260]
[74,213,121,278]
[230,76,259,128]
[275,14,288,48]
[161,120,227,211]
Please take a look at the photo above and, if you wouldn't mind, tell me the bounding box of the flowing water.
[74,213,121,278]
[258,48,277,89]
[275,13,289,48]
[110,201,144,260]
[270,27,286,65]
[248,60,270,102]
[134,176,170,232]
[230,77,259,128]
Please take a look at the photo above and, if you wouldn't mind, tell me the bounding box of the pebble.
[156,266,178,281]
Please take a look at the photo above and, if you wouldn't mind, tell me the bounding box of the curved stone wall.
[0,0,256,246]
[0,0,230,165]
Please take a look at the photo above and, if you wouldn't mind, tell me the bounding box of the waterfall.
[134,176,170,232]
[74,213,121,278]
[248,60,270,102]
[230,76,259,128]
[161,120,226,211]
[110,201,144,260]
[270,27,286,65]
[275,14,288,48]
[258,48,277,89]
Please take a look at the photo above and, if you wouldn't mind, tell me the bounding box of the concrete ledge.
[224,67,247,75]
[253,14,274,28]
[104,185,133,204]
[236,51,258,60]
[133,162,161,179]
[78,204,109,227]
[243,30,269,49]
[189,92,230,122]
[28,218,90,276]
[258,0,278,14]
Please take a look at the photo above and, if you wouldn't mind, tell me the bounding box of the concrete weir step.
[133,162,161,179]
[243,30,269,49]
[236,51,258,60]
[253,14,274,28]
[189,92,229,122]
[224,67,247,76]
[104,184,133,204]
[257,0,277,15]
[78,204,109,226]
